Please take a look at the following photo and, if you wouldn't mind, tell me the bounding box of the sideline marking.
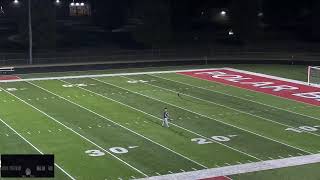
[178,68,320,106]
[137,153,320,180]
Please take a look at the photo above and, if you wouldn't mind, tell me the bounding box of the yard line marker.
[215,165,220,167]
[1,86,147,177]
[131,176,136,179]
[98,125,102,128]
[148,75,320,138]
[236,161,242,164]
[122,76,313,154]
[155,172,161,176]
[88,126,92,129]
[50,80,208,169]
[5,133,9,136]
[0,117,76,180]
[225,163,231,166]
[27,131,31,135]
[78,127,82,129]
[159,74,320,130]
[92,78,262,161]
[180,169,185,172]
[48,130,52,133]
[168,171,173,174]
[268,157,274,160]
[58,129,62,131]
[288,154,293,157]
[278,156,284,159]
[192,168,197,171]
[29,81,206,170]
[137,153,320,180]
[298,153,304,156]
[104,77,311,156]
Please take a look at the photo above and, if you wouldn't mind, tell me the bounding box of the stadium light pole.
[28,0,33,64]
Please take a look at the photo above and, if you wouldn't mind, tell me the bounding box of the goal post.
[308,66,320,85]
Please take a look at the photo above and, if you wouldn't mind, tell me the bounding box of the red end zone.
[178,68,320,106]
[0,75,21,81]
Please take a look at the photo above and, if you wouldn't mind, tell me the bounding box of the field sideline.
[1,66,320,180]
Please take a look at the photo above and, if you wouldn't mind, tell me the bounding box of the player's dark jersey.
[163,111,169,118]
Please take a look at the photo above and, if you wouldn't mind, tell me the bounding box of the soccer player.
[162,108,170,127]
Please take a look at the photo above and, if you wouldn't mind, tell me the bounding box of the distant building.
[69,2,91,16]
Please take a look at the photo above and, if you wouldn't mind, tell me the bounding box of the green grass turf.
[0,64,319,179]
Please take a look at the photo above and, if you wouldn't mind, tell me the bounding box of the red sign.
[178,68,320,106]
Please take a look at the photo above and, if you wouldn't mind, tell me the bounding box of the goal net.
[308,66,320,85]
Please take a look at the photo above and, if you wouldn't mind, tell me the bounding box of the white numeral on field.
[286,126,319,133]
[191,138,213,145]
[109,147,129,154]
[127,80,150,84]
[211,136,231,142]
[6,88,18,92]
[63,84,88,88]
[85,150,105,157]
[192,135,237,145]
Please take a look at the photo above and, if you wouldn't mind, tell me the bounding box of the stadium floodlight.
[13,0,19,4]
[80,2,84,6]
[56,0,60,4]
[228,29,234,36]
[220,11,226,16]
[307,66,320,86]
[70,2,75,6]
[75,2,79,6]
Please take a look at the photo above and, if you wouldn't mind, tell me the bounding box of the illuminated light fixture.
[75,2,80,6]
[13,0,19,4]
[228,29,234,36]
[80,2,84,6]
[56,0,60,3]
[70,2,75,6]
[220,11,226,16]
[258,12,264,17]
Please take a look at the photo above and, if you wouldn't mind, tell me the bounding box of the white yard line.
[0,117,76,180]
[137,153,320,180]
[110,76,312,154]
[0,87,147,177]
[90,78,262,161]
[142,75,320,138]
[28,80,207,169]
[0,68,222,83]
[154,74,320,125]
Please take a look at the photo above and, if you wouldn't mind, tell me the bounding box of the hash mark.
[180,169,185,172]
[88,126,92,129]
[168,171,173,174]
[268,157,273,160]
[237,161,242,164]
[27,132,31,135]
[48,130,52,133]
[58,129,62,131]
[225,163,231,166]
[5,134,9,136]
[155,172,161,176]
[298,153,304,156]
[278,156,284,159]
[192,168,197,171]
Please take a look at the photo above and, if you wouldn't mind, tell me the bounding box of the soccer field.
[1,66,320,180]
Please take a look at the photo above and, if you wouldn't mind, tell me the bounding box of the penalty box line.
[137,153,320,180]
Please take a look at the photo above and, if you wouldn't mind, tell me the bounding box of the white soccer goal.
[307,66,320,85]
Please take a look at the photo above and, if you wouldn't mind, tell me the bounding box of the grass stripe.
[89,78,262,161]
[146,74,320,138]
[170,73,320,123]
[29,80,208,169]
[0,117,76,180]
[0,86,148,177]
[120,76,312,154]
